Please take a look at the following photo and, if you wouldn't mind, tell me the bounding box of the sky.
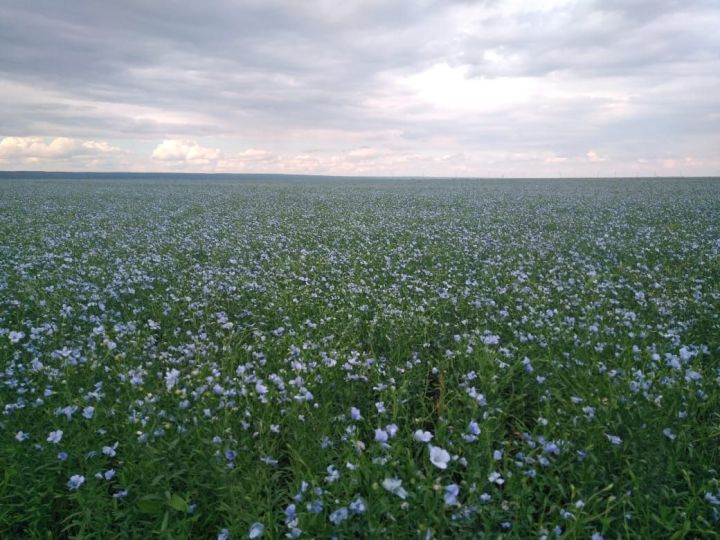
[1,0,719,177]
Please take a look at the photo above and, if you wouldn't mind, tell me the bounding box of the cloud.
[347,147,383,160]
[586,150,607,163]
[0,0,718,175]
[0,136,128,171]
[152,139,222,162]
[0,136,120,159]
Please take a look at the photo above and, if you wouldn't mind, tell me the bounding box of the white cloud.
[0,136,127,170]
[399,63,541,114]
[145,143,718,177]
[151,139,222,162]
[0,136,120,159]
[236,148,275,162]
[215,148,278,171]
[586,150,607,162]
[347,147,382,160]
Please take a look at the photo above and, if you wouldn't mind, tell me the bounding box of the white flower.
[349,497,367,514]
[55,405,78,420]
[481,334,500,346]
[248,521,265,538]
[444,483,460,505]
[329,507,349,525]
[67,474,85,490]
[488,471,504,485]
[605,433,622,446]
[47,430,63,444]
[102,442,118,457]
[15,431,29,442]
[413,429,433,443]
[382,477,408,499]
[429,445,451,469]
[9,330,25,344]
[324,465,340,483]
[164,368,180,391]
[147,319,160,330]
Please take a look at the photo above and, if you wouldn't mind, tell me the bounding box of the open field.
[1,176,719,538]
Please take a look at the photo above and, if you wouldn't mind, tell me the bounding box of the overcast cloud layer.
[1,0,718,176]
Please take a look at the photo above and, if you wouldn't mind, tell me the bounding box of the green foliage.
[0,177,719,538]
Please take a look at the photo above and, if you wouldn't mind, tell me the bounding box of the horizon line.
[1,170,719,181]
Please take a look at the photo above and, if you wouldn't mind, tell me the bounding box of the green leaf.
[137,496,164,514]
[150,474,165,487]
[167,493,188,513]
[160,510,170,532]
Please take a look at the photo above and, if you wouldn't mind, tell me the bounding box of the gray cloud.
[0,0,718,175]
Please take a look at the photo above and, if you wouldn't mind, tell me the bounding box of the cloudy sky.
[1,0,718,177]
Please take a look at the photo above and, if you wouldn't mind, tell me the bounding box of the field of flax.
[1,176,719,539]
